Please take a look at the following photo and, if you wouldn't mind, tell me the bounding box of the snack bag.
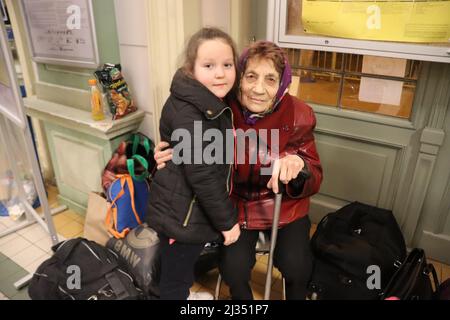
[95,63,137,120]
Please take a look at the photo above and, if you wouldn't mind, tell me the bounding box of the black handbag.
[380,248,440,300]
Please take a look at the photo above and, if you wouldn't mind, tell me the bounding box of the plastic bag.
[0,170,38,220]
[94,63,136,120]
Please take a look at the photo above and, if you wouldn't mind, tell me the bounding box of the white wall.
[201,0,230,32]
[112,0,253,143]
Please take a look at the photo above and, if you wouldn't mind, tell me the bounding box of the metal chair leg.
[214,273,222,300]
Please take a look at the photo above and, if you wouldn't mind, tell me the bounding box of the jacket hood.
[170,69,229,119]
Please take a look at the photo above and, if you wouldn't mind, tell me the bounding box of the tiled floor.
[0,185,449,300]
[0,185,84,299]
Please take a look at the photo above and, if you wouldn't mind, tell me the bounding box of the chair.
[214,231,286,300]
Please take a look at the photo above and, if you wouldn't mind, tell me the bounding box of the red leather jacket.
[230,94,323,230]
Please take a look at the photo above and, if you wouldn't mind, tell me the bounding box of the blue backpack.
[106,175,149,238]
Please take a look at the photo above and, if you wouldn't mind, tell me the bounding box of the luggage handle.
[127,154,149,182]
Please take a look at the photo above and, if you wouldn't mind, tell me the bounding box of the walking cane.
[264,180,284,300]
[264,170,310,300]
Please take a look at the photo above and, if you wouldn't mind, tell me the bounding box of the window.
[287,49,421,119]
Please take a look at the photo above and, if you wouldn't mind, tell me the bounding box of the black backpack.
[308,202,407,300]
[28,238,143,300]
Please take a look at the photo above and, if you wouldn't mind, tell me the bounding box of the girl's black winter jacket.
[146,69,237,244]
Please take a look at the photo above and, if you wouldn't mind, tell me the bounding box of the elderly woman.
[154,41,322,300]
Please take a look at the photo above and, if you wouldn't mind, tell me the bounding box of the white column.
[147,0,186,141]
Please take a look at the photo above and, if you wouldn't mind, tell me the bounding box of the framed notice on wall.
[1,0,10,23]
[269,0,450,63]
[20,0,99,68]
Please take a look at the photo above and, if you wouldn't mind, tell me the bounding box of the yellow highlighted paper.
[302,0,450,43]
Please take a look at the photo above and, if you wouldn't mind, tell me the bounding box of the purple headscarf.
[239,41,292,125]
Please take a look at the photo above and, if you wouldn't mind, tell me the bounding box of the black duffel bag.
[28,238,143,300]
[308,202,407,300]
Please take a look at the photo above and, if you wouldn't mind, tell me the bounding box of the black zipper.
[183,196,196,227]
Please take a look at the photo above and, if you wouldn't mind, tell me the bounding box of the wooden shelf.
[24,95,145,140]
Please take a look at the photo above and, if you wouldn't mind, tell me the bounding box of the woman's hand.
[222,223,241,246]
[267,155,305,193]
[154,141,173,170]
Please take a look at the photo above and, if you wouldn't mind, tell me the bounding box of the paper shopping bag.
[83,192,111,246]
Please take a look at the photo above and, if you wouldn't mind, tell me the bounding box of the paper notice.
[358,56,407,106]
[302,0,450,43]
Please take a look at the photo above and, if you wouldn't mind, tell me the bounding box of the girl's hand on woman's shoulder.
[154,141,173,169]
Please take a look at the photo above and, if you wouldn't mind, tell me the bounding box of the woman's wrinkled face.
[239,57,280,113]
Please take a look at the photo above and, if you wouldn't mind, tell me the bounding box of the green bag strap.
[127,154,149,182]
[131,134,151,156]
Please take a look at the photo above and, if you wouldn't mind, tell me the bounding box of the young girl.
[147,27,241,300]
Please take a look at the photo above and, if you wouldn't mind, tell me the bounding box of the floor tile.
[52,213,73,231]
[18,223,51,243]
[62,211,84,222]
[58,220,84,239]
[429,259,443,283]
[253,260,279,287]
[215,281,231,300]
[0,236,31,258]
[442,264,450,282]
[251,281,265,300]
[24,253,51,274]
[11,245,47,268]
[193,285,215,299]
[34,236,54,253]
[271,276,283,292]
[0,232,18,247]
[0,217,23,228]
